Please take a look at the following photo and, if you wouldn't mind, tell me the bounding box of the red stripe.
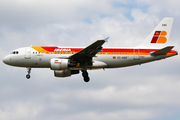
[41,47,58,51]
[102,48,133,52]
[38,47,177,54]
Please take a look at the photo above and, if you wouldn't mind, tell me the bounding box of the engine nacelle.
[54,69,79,77]
[50,58,69,70]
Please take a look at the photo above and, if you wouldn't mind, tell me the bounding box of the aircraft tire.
[84,76,90,82]
[82,71,88,77]
[82,70,90,82]
[26,75,30,79]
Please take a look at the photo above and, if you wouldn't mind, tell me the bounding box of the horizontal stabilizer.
[151,46,174,56]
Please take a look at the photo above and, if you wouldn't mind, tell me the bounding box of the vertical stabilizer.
[138,18,174,48]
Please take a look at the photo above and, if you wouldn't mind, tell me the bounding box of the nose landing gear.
[26,67,31,79]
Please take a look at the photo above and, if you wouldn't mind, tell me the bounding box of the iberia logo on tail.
[151,31,167,43]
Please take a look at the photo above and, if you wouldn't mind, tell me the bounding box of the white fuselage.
[3,46,177,70]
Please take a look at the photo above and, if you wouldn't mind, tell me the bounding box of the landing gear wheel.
[26,74,30,79]
[82,71,88,77]
[84,76,90,82]
[82,70,90,82]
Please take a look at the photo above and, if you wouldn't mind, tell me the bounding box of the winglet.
[104,37,109,42]
[151,46,174,56]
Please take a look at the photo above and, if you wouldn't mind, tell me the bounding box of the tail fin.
[138,18,174,48]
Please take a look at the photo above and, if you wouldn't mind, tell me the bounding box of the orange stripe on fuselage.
[31,46,49,52]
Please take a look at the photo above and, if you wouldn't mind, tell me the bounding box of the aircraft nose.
[3,56,11,65]
[3,56,8,64]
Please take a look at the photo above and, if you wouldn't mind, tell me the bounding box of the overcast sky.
[1,0,180,120]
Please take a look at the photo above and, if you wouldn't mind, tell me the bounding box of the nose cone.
[3,55,13,65]
[3,56,9,64]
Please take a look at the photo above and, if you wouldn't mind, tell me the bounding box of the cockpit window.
[11,51,19,54]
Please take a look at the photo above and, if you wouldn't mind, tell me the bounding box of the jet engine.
[54,69,79,77]
[50,58,77,70]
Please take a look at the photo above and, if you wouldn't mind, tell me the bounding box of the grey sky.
[1,0,180,120]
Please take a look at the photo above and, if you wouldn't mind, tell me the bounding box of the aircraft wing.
[69,37,109,62]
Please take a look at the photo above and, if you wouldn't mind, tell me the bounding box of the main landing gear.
[26,67,31,79]
[82,70,90,82]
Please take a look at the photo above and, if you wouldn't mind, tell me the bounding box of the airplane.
[3,18,178,82]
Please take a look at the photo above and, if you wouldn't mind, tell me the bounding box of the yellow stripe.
[31,46,48,52]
